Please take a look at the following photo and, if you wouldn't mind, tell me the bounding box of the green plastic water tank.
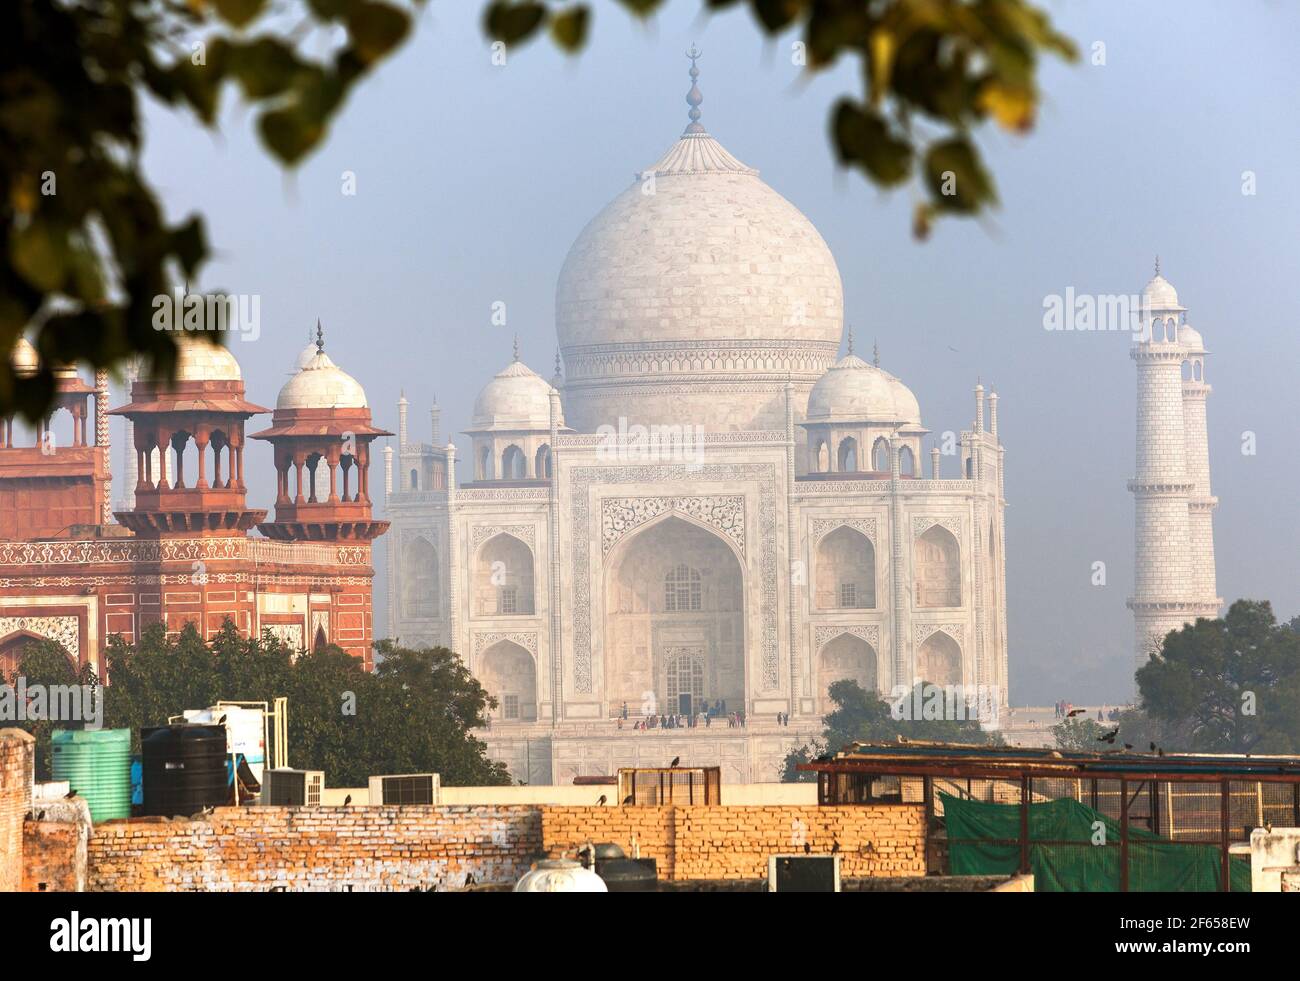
[51,728,132,822]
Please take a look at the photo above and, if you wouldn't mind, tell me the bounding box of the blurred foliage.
[2,0,1073,420]
[1,0,422,421]
[781,679,1002,781]
[487,0,1076,237]
[1136,600,1300,755]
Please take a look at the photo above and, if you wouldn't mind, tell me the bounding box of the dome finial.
[554,348,562,377]
[1154,254,1161,277]
[684,44,705,135]
[846,325,854,356]
[315,318,324,353]
[872,339,880,368]
[512,333,519,362]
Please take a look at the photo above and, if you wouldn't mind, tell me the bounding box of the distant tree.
[1051,716,1107,752]
[101,621,509,787]
[781,680,1002,781]
[3,0,1075,420]
[2,639,97,780]
[1136,600,1300,755]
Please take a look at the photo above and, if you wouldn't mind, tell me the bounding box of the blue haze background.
[127,0,1300,704]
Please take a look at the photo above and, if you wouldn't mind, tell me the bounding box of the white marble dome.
[1142,273,1183,311]
[173,334,242,381]
[807,354,922,426]
[555,110,843,432]
[277,349,368,409]
[10,337,39,377]
[471,357,560,432]
[1178,323,1206,353]
[295,342,320,371]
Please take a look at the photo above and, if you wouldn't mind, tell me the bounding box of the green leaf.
[259,107,324,165]
[923,137,997,213]
[549,6,590,52]
[228,37,302,100]
[11,222,67,293]
[616,0,665,15]
[831,100,912,185]
[213,0,268,29]
[346,2,411,65]
[484,1,546,44]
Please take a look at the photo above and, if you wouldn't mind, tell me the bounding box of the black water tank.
[141,724,229,816]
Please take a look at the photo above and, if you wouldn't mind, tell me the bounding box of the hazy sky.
[130,0,1300,704]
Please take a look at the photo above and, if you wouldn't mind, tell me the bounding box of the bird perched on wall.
[64,789,76,799]
[1149,742,1157,752]
[669,756,680,768]
[831,840,841,854]
[217,714,227,726]
[1097,728,1119,744]
[803,842,811,854]
[343,794,352,807]
[622,794,634,805]
[597,794,607,806]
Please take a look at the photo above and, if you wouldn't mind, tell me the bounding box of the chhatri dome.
[277,322,368,409]
[806,334,922,426]
[173,332,243,382]
[1142,257,1184,312]
[555,46,843,433]
[471,338,563,432]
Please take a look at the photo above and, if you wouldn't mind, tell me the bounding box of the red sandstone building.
[0,329,389,676]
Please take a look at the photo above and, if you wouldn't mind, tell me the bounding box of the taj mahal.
[382,57,1009,783]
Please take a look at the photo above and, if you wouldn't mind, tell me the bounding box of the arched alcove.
[475,533,535,615]
[914,524,961,607]
[815,526,876,610]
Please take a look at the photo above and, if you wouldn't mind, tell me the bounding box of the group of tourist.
[616,701,747,730]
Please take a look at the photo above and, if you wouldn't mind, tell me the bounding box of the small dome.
[277,350,368,409]
[471,358,560,432]
[295,342,319,371]
[1142,273,1182,311]
[173,334,243,381]
[10,337,39,377]
[806,354,922,426]
[1178,323,1206,353]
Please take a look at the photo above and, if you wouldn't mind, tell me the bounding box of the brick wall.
[79,802,925,891]
[87,805,542,892]
[542,804,926,880]
[1,729,35,892]
[23,822,82,892]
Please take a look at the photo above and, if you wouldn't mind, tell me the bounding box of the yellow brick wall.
[541,804,926,881]
[81,802,925,891]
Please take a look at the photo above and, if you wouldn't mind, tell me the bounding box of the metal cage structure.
[800,743,1300,892]
[617,766,721,805]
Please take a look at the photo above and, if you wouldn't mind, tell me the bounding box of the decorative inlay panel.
[0,615,80,658]
[572,463,779,694]
[808,517,877,545]
[600,496,744,558]
[472,631,538,658]
[470,524,536,553]
[913,622,965,646]
[912,516,963,539]
[0,538,370,568]
[814,624,880,651]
